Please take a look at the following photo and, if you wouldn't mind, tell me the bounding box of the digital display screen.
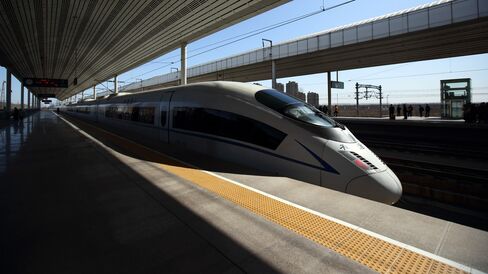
[23,78,68,88]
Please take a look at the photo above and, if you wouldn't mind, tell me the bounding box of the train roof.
[68,81,267,106]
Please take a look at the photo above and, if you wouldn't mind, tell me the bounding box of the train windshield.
[255,89,336,128]
[282,103,334,127]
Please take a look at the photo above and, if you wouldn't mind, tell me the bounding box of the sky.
[1,0,487,106]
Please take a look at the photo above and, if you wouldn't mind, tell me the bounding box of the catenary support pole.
[272,60,276,89]
[114,75,118,94]
[180,42,187,85]
[379,85,382,118]
[93,86,96,99]
[355,82,359,117]
[327,71,331,115]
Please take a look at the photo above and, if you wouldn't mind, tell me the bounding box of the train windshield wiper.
[334,122,345,130]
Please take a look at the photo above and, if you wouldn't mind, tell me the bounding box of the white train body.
[62,81,402,204]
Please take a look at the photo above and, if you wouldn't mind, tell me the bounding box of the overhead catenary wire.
[347,68,488,82]
[347,63,411,82]
[297,68,488,87]
[121,0,356,84]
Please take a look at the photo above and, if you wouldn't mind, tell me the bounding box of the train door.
[159,91,174,143]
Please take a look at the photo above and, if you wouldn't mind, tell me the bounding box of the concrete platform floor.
[0,111,373,273]
[1,111,487,273]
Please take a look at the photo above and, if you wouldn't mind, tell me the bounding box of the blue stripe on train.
[170,128,339,174]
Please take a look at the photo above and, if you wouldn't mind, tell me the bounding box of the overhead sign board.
[23,78,68,88]
[331,81,344,89]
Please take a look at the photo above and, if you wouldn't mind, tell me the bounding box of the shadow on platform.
[0,111,282,274]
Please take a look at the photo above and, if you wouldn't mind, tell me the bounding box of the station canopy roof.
[0,0,288,100]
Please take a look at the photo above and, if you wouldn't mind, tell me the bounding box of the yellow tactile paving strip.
[65,115,467,274]
[160,165,466,274]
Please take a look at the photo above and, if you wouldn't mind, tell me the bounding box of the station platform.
[1,111,487,273]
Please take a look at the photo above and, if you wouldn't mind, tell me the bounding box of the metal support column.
[355,83,359,117]
[271,60,276,89]
[81,91,84,101]
[6,69,11,115]
[379,85,383,118]
[114,75,118,94]
[27,89,31,109]
[180,42,187,85]
[327,71,331,115]
[93,86,96,99]
[20,82,24,110]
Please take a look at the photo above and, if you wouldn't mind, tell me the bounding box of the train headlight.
[339,151,376,171]
[353,158,371,170]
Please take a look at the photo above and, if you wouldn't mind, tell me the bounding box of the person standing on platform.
[389,104,395,119]
[419,105,424,117]
[334,105,339,117]
[408,105,413,117]
[396,105,401,117]
[425,104,431,117]
[403,104,408,120]
[12,107,19,120]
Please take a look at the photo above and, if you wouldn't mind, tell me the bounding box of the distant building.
[286,81,299,98]
[275,82,284,92]
[296,91,306,102]
[307,92,319,107]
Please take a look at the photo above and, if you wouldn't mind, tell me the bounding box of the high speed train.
[61,81,402,204]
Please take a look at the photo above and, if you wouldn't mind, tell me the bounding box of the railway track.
[363,139,488,160]
[384,157,488,183]
[337,120,488,228]
[389,161,488,230]
[366,145,488,230]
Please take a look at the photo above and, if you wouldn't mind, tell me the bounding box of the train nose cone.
[346,169,402,204]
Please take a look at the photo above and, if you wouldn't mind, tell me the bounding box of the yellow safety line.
[63,114,467,274]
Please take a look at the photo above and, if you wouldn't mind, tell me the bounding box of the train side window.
[138,107,155,124]
[131,107,140,122]
[161,110,167,126]
[105,106,118,118]
[173,107,286,150]
[108,105,154,124]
